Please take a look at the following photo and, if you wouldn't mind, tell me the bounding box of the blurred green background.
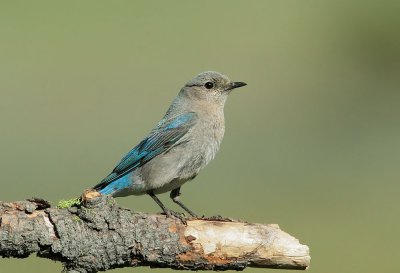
[1,1,399,273]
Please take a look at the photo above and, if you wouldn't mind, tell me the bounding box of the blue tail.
[97,173,132,195]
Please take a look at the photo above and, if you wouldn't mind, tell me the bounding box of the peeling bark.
[0,194,310,272]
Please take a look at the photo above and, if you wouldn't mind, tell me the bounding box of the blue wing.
[94,112,197,191]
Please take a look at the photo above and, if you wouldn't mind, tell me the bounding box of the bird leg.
[147,190,170,215]
[170,187,197,217]
[147,190,187,223]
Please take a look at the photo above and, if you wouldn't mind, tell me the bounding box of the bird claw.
[164,210,188,224]
[199,214,235,222]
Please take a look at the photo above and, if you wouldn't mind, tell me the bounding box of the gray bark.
[0,194,310,272]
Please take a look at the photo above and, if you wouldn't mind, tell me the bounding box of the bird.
[93,71,247,217]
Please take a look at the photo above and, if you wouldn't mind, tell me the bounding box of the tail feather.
[93,173,118,191]
[95,173,132,196]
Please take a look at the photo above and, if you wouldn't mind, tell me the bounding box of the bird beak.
[227,81,247,91]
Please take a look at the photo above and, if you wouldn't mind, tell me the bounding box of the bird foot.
[199,214,235,222]
[164,210,188,224]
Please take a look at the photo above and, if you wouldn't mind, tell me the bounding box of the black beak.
[227,81,247,91]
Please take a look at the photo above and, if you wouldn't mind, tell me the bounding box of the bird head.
[181,71,247,103]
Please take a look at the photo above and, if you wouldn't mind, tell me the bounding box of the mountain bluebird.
[93,71,247,217]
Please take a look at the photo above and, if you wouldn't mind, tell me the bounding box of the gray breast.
[177,116,225,179]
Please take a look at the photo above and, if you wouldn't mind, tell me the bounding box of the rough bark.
[0,193,310,273]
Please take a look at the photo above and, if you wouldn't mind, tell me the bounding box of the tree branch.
[0,193,310,272]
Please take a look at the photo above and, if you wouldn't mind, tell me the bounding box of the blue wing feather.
[94,112,197,191]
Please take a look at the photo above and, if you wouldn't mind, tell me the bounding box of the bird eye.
[204,82,214,89]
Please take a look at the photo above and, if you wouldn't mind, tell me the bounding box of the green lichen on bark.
[56,198,81,209]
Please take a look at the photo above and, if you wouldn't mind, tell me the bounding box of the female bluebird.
[93,71,247,217]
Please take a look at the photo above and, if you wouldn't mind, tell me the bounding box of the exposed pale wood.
[182,220,310,269]
[0,194,310,272]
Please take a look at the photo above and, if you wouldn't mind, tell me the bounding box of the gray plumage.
[94,71,247,216]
